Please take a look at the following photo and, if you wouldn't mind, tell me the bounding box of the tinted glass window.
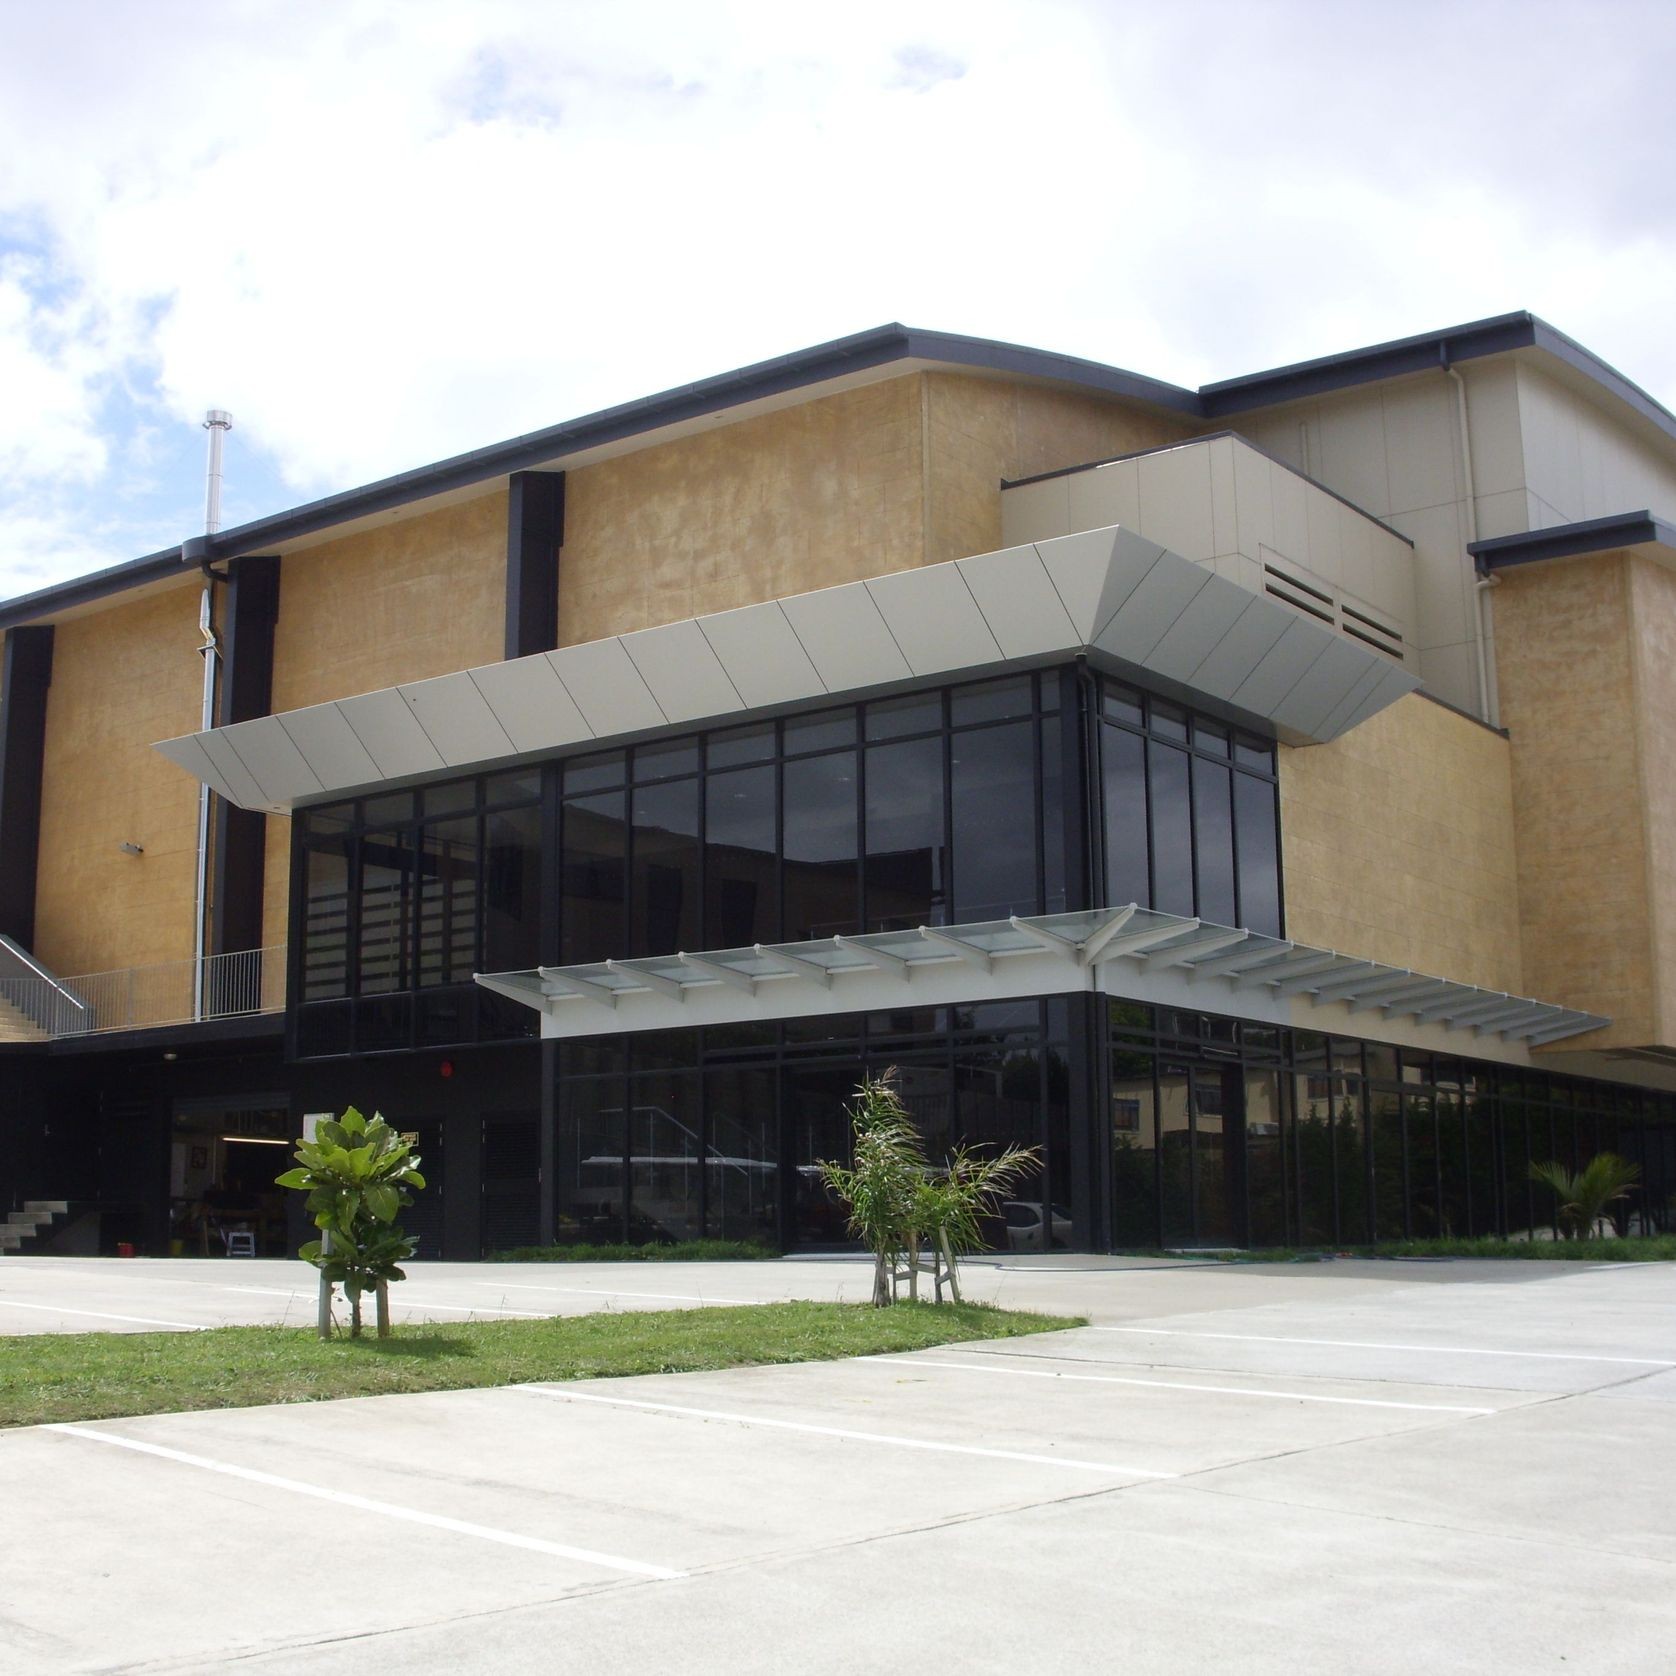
[417,816,478,985]
[630,779,700,957]
[783,751,859,940]
[483,805,541,972]
[1192,757,1236,924]
[560,791,627,964]
[1234,774,1281,937]
[706,764,777,948]
[865,735,946,930]
[951,721,1037,921]
[1103,725,1149,910]
[1149,743,1194,917]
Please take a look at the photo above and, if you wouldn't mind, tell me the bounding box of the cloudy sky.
[2,0,1672,600]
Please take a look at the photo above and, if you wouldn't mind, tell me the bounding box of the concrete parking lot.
[2,1254,1672,1673]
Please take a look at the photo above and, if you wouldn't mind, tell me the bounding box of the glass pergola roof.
[476,904,1607,1049]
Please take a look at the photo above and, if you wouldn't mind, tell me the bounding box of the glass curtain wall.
[552,998,1073,1251]
[293,771,543,1058]
[1104,1001,1676,1249]
[1096,677,1282,935]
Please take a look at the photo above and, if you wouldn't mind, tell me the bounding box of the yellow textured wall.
[1279,692,1523,994]
[1628,556,1676,1047]
[559,377,926,644]
[34,587,206,974]
[924,372,1194,566]
[269,491,507,713]
[1494,552,1663,1049]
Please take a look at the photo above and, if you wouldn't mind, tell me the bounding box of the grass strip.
[1218,1235,1676,1263]
[0,1301,1076,1430]
[485,1239,776,1263]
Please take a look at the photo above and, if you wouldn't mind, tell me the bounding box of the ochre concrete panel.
[1629,557,1676,1049]
[34,586,206,974]
[925,373,1193,567]
[269,491,507,713]
[1280,691,1522,995]
[558,377,926,645]
[261,813,291,953]
[1494,552,1654,1049]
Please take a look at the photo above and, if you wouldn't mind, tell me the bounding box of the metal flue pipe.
[192,411,232,1019]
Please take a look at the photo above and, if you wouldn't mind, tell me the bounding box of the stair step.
[23,1200,68,1213]
[5,1209,53,1228]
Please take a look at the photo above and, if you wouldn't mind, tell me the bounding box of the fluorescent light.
[220,1135,290,1146]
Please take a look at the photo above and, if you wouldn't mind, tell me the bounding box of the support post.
[0,625,54,950]
[211,556,280,956]
[505,472,565,660]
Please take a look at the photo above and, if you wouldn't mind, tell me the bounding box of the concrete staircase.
[0,1200,71,1254]
[0,994,49,1044]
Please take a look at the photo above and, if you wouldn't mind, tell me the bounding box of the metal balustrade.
[0,944,285,1038]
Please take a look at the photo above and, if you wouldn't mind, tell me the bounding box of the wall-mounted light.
[118,841,144,856]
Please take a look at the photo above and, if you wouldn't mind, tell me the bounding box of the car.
[1002,1200,1074,1252]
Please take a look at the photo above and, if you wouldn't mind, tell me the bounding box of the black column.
[505,471,565,660]
[211,556,280,955]
[1059,661,1095,913]
[0,625,54,950]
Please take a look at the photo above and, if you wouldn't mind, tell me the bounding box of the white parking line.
[1092,1326,1676,1367]
[44,1425,686,1579]
[518,1384,1175,1477]
[487,1283,756,1306]
[224,1287,552,1318]
[867,1356,1497,1415]
[0,1299,202,1331]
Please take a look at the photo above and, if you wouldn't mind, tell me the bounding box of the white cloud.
[1,0,1673,596]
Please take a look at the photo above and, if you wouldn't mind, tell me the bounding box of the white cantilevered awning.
[475,905,1607,1051]
[154,525,1420,814]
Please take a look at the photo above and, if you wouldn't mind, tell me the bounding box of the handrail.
[0,934,90,1012]
[0,944,285,1038]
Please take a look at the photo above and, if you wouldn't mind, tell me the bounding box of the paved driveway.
[1,1256,1672,1673]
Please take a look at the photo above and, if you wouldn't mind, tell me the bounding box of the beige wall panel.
[1628,555,1676,1045]
[270,491,507,713]
[1494,552,1655,1048]
[1517,365,1676,527]
[925,373,1193,567]
[1280,692,1522,994]
[260,813,291,952]
[34,587,206,975]
[558,378,926,645]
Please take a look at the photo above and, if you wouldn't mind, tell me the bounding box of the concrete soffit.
[474,906,1609,1049]
[153,527,1422,815]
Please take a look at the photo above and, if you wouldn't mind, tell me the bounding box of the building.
[3,312,1675,1258]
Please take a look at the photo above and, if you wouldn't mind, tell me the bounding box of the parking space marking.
[0,1298,202,1330]
[223,1287,553,1318]
[868,1356,1497,1414]
[519,1384,1176,1476]
[1093,1326,1676,1367]
[487,1283,755,1306]
[43,1424,687,1579]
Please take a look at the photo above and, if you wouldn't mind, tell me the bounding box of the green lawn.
[1,1301,1076,1430]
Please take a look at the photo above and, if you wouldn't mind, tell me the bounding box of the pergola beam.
[754,942,834,987]
[916,925,994,974]
[678,951,756,993]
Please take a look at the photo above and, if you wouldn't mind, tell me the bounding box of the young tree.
[276,1107,426,1338]
[915,1140,1041,1302]
[1529,1153,1640,1240]
[818,1071,922,1307]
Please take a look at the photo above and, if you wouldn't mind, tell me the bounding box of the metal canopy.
[154,526,1420,814]
[475,905,1607,1048]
